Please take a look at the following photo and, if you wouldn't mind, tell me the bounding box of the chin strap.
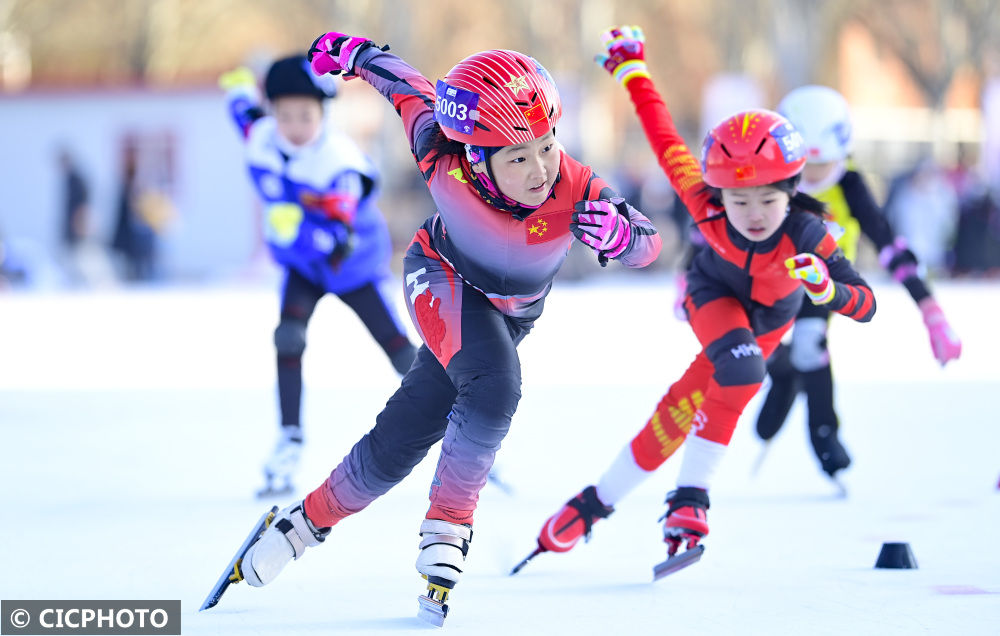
[462,154,558,220]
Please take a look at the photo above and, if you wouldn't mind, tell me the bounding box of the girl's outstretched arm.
[309,32,439,173]
[595,26,715,222]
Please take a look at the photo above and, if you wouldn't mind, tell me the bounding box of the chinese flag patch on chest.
[524,209,572,245]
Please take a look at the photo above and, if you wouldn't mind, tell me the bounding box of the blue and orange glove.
[308,31,383,80]
[786,253,835,304]
[595,25,651,87]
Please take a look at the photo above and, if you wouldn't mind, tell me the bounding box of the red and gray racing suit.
[303,47,662,528]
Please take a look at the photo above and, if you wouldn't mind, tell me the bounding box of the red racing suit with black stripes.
[622,75,875,469]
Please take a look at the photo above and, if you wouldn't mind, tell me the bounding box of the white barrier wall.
[0,87,259,280]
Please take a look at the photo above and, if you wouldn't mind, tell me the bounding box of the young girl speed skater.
[220,55,418,497]
[208,33,661,622]
[521,26,876,572]
[753,85,961,479]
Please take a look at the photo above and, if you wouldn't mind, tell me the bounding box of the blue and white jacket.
[227,91,393,293]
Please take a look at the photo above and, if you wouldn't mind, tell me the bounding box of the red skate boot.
[510,485,613,574]
[652,487,709,579]
[662,486,710,556]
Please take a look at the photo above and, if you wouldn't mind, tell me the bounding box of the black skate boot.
[756,343,802,441]
[812,426,851,477]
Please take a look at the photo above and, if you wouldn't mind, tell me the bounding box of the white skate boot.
[415,519,472,626]
[240,501,329,587]
[258,428,302,498]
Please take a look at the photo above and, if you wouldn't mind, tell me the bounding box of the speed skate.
[199,506,278,611]
[417,575,455,627]
[652,544,705,580]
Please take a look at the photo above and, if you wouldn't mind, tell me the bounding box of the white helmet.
[777,85,852,163]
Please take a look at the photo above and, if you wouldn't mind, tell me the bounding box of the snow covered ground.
[1,273,998,635]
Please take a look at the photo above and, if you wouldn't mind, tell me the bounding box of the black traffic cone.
[874,542,918,569]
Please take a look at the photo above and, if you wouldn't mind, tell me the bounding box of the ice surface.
[1,274,997,635]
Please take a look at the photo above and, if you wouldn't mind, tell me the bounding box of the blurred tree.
[850,0,1000,108]
[4,0,995,101]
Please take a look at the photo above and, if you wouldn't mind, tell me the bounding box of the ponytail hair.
[788,191,826,217]
[774,174,826,218]
[423,126,467,164]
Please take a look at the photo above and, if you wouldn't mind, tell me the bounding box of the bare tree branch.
[850,0,997,108]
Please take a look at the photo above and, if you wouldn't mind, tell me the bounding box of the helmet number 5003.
[436,98,468,121]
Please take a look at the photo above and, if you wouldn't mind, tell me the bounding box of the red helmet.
[701,109,806,188]
[434,49,561,147]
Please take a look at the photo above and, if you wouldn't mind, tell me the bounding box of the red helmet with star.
[701,109,807,188]
[434,49,561,147]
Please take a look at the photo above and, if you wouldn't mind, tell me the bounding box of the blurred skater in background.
[220,54,416,497]
[752,85,962,481]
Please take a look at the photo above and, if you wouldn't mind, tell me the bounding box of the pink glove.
[571,198,632,266]
[786,253,834,304]
[595,25,651,87]
[918,297,961,366]
[308,31,376,79]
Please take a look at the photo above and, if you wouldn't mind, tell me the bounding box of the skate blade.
[417,595,448,627]
[510,547,543,575]
[653,544,705,581]
[750,442,771,476]
[199,506,278,611]
[829,475,848,498]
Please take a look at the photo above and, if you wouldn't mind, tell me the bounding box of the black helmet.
[264,54,338,101]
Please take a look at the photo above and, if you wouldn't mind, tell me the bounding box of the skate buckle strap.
[416,520,473,582]
[566,486,613,540]
[275,518,307,558]
[419,519,473,542]
[663,487,710,518]
[289,506,330,545]
[418,534,470,556]
[419,519,473,555]
[275,506,329,560]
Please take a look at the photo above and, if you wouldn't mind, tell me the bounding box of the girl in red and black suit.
[224,30,661,619]
[526,26,876,569]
